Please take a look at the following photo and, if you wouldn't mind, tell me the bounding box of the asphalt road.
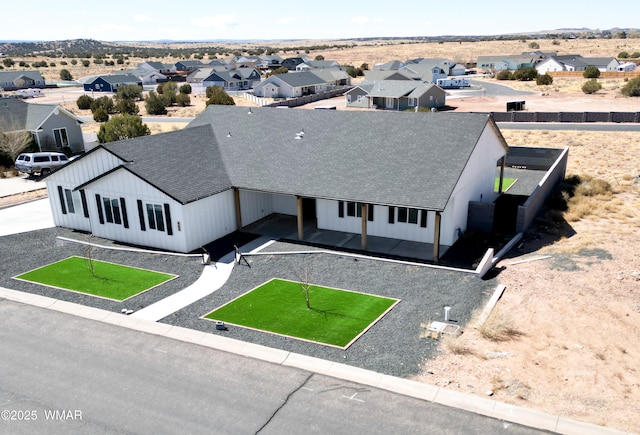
[0,299,547,435]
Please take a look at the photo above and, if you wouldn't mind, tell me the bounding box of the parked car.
[15,152,70,176]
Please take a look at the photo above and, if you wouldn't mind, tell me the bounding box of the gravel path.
[1,229,498,378]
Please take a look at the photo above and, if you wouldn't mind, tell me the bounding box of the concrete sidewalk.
[0,198,54,236]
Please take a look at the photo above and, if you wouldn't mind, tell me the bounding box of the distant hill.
[0,28,638,58]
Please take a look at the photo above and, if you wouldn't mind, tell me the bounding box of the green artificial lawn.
[14,256,177,301]
[204,278,399,348]
[495,177,517,192]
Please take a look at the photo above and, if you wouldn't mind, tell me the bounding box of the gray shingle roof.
[271,71,326,87]
[101,125,232,204]
[0,97,57,131]
[80,107,501,211]
[187,106,497,211]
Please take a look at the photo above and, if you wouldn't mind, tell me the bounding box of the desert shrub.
[621,76,640,96]
[513,67,538,81]
[528,42,540,49]
[82,60,90,67]
[583,66,601,78]
[93,107,109,122]
[115,98,139,115]
[175,93,190,107]
[76,94,93,110]
[618,51,630,59]
[70,59,77,66]
[496,70,514,80]
[59,69,73,81]
[144,91,167,115]
[97,114,150,143]
[179,84,192,94]
[90,96,115,114]
[582,78,602,94]
[536,73,553,85]
[631,52,640,59]
[160,89,176,106]
[115,85,143,101]
[205,86,235,106]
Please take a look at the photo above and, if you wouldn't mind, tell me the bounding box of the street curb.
[0,286,632,435]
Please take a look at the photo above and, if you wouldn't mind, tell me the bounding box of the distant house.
[306,68,351,86]
[202,70,250,91]
[44,106,511,260]
[186,67,227,84]
[281,57,306,71]
[373,60,404,71]
[123,67,167,85]
[0,71,46,91]
[82,74,142,93]
[400,60,450,83]
[345,80,446,110]
[0,97,85,153]
[138,61,175,75]
[363,70,414,82]
[252,72,329,98]
[535,55,619,74]
[174,60,205,73]
[477,55,536,71]
[296,60,340,71]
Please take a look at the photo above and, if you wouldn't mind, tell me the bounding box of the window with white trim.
[53,128,69,148]
[64,188,82,214]
[103,197,122,225]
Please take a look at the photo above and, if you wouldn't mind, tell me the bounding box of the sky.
[1,0,637,42]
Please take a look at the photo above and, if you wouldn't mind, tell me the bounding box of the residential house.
[476,55,536,71]
[296,60,340,71]
[123,67,167,85]
[363,70,414,82]
[252,72,329,98]
[345,80,446,110]
[0,71,46,91]
[373,60,404,70]
[44,106,510,260]
[186,66,227,84]
[535,55,619,74]
[0,97,85,153]
[281,57,306,71]
[138,61,175,75]
[305,68,351,86]
[400,60,450,83]
[174,60,205,73]
[82,74,142,93]
[202,69,257,91]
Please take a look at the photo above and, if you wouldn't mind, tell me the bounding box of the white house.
[44,107,510,260]
[252,72,329,98]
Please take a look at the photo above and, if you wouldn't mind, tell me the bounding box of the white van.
[15,152,70,176]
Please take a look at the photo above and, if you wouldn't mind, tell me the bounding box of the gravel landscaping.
[0,227,498,378]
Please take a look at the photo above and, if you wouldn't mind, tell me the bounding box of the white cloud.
[191,14,239,29]
[135,14,153,22]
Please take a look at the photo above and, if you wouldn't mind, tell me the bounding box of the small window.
[408,208,419,224]
[346,202,356,217]
[34,156,49,162]
[102,196,123,225]
[397,207,408,223]
[146,203,166,232]
[338,201,344,218]
[51,155,59,162]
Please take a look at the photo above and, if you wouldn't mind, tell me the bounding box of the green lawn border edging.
[12,256,178,302]
[202,278,400,349]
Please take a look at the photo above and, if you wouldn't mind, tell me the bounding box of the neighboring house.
[256,55,283,71]
[296,60,340,71]
[281,57,306,71]
[234,67,262,88]
[44,106,510,260]
[450,63,467,76]
[138,61,175,75]
[0,71,46,91]
[307,68,351,86]
[202,70,251,91]
[123,67,167,85]
[400,60,449,83]
[82,74,142,93]
[174,60,205,73]
[0,97,85,153]
[363,70,414,82]
[535,55,620,74]
[345,80,446,110]
[477,55,536,71]
[373,60,404,70]
[186,67,226,84]
[252,72,329,98]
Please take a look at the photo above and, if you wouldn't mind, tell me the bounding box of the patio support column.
[297,196,304,240]
[498,155,506,193]
[234,188,242,230]
[361,203,367,251]
[433,212,441,262]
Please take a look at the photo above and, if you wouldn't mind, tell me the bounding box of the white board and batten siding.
[46,149,125,233]
[239,190,297,227]
[443,124,507,245]
[181,189,237,252]
[316,200,435,244]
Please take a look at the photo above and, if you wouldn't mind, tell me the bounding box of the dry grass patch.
[477,309,521,341]
[440,334,475,356]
